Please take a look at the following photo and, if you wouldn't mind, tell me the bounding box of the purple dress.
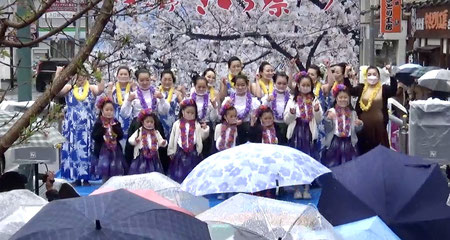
[289,118,319,160]
[129,152,164,175]
[168,146,201,183]
[321,136,357,168]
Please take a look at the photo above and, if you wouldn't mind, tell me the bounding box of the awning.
[416,45,440,52]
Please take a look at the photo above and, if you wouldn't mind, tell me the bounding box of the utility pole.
[369,6,376,66]
[16,0,32,101]
[74,0,81,54]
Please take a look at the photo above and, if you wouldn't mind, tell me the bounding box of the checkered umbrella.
[410,66,441,78]
[0,110,65,149]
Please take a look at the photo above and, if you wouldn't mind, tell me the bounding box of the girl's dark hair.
[308,64,323,78]
[193,76,208,86]
[258,61,271,73]
[294,75,314,101]
[227,56,241,68]
[202,68,216,77]
[250,107,274,143]
[178,100,199,120]
[160,69,176,83]
[141,112,160,128]
[231,74,249,86]
[273,71,289,83]
[116,66,131,76]
[98,98,114,117]
[366,66,380,76]
[135,68,151,79]
[221,106,237,122]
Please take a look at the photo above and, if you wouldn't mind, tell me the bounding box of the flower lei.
[141,128,158,157]
[217,123,237,151]
[192,92,209,121]
[335,106,352,137]
[359,81,382,111]
[262,125,277,144]
[231,92,252,120]
[314,81,322,97]
[259,79,274,95]
[297,95,314,122]
[180,118,196,153]
[137,87,157,110]
[73,81,90,101]
[116,82,131,106]
[272,90,290,120]
[101,116,117,150]
[160,86,174,103]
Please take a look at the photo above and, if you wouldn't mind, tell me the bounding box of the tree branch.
[305,31,327,69]
[0,0,102,48]
[4,0,58,29]
[0,0,115,154]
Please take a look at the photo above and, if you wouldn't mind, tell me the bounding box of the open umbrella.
[90,188,194,216]
[197,193,340,240]
[418,69,450,92]
[11,189,211,240]
[100,173,209,215]
[410,66,440,78]
[318,146,450,240]
[181,143,330,196]
[334,216,401,240]
[395,67,418,86]
[397,63,421,70]
[0,190,47,240]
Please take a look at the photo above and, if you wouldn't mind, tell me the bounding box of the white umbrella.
[99,172,209,215]
[0,190,47,239]
[397,63,421,70]
[181,143,331,196]
[418,69,450,92]
[197,193,341,240]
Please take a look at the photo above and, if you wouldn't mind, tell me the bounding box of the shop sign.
[380,0,402,33]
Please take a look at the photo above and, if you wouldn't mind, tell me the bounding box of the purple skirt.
[91,145,127,178]
[289,119,318,159]
[128,152,163,175]
[168,147,202,183]
[322,136,357,168]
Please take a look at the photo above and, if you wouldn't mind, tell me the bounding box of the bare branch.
[4,0,58,29]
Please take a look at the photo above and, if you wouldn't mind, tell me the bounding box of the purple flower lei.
[137,86,157,110]
[272,90,290,120]
[231,92,252,120]
[192,92,209,121]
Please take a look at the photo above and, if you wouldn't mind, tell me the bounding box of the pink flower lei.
[271,90,289,120]
[137,86,157,110]
[297,95,314,122]
[192,92,209,121]
[335,106,352,137]
[231,92,252,120]
[262,125,277,144]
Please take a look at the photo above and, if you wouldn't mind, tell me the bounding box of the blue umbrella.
[395,67,419,86]
[11,189,211,240]
[334,216,401,240]
[181,143,331,196]
[318,146,450,240]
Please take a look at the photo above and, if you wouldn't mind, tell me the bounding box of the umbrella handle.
[275,179,280,196]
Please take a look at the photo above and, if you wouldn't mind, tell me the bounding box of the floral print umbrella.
[181,143,330,196]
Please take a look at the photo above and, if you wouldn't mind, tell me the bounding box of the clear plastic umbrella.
[0,190,47,240]
[99,172,209,215]
[418,69,450,92]
[197,193,341,240]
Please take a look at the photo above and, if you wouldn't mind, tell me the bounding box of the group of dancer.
[58,56,397,199]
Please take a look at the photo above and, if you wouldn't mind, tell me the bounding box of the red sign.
[47,0,88,12]
[380,0,402,33]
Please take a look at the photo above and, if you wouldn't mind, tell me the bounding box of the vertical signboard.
[381,0,402,33]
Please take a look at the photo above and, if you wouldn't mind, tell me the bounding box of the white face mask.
[117,76,129,83]
[367,76,379,85]
[300,86,311,94]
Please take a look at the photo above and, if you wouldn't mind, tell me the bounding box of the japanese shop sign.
[415,5,450,38]
[380,0,402,33]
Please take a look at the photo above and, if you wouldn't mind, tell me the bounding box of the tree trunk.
[0,0,114,154]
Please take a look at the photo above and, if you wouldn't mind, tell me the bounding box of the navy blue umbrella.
[11,189,211,240]
[395,67,418,86]
[318,146,450,240]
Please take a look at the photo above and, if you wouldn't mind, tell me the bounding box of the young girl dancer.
[215,103,238,151]
[121,68,169,167]
[261,71,290,145]
[128,109,167,174]
[58,65,104,186]
[222,74,260,145]
[168,99,210,183]
[322,84,363,167]
[91,97,126,183]
[284,72,323,199]
[250,105,278,144]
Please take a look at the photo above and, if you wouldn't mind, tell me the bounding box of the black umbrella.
[318,146,450,240]
[11,189,211,240]
[395,67,418,86]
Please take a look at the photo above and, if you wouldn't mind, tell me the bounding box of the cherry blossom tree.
[97,0,359,84]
